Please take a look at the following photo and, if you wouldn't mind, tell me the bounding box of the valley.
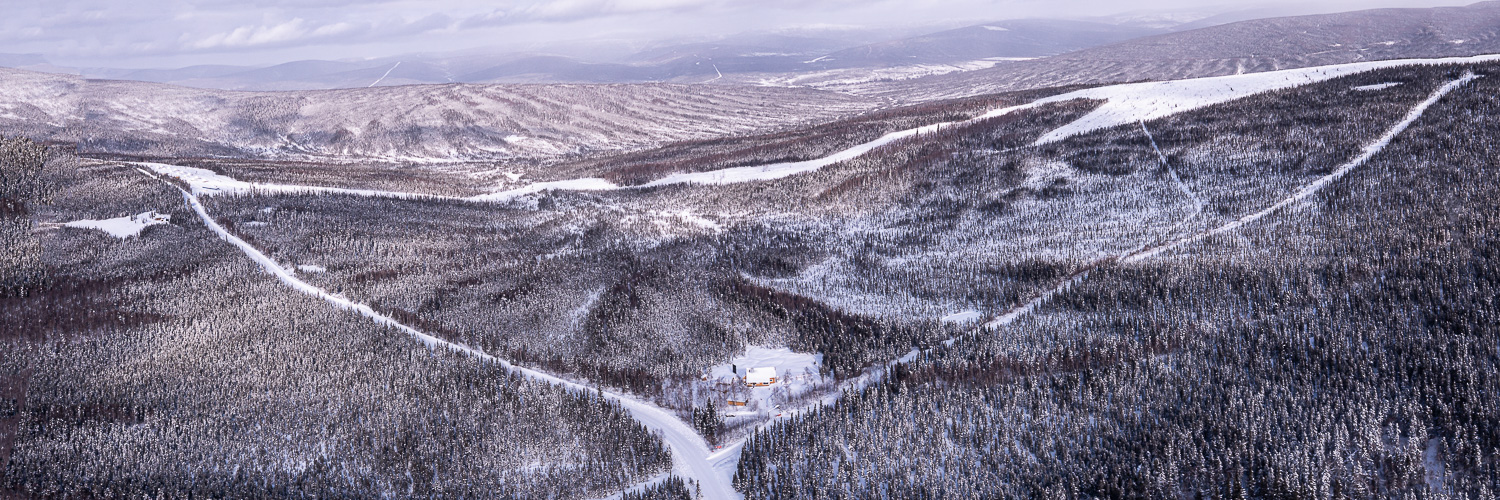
[4,3,1500,498]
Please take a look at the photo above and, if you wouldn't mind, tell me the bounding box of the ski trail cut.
[1140,120,1203,212]
[163,181,739,499]
[1125,71,1479,263]
[369,61,401,87]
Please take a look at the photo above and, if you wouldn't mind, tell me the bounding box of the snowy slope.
[0,67,875,163]
[1030,54,1500,144]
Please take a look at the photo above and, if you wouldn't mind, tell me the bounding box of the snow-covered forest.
[3,9,1500,497]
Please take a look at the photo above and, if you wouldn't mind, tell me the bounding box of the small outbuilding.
[746,367,778,387]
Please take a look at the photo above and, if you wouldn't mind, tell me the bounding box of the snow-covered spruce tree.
[0,137,60,298]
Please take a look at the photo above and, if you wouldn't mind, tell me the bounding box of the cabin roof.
[746,366,777,384]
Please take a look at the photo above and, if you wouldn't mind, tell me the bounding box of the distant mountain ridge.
[866,1,1500,101]
[0,67,877,163]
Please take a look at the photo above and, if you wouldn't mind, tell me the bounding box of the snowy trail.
[1124,71,1479,263]
[1140,120,1203,212]
[159,180,739,499]
[140,102,1041,205]
[368,61,401,87]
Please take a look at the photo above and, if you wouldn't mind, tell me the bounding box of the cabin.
[726,399,747,407]
[746,367,778,387]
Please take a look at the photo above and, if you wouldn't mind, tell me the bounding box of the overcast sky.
[1,0,1480,68]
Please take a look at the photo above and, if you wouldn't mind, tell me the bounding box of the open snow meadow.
[5,2,1500,498]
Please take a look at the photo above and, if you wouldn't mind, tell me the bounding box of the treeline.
[0,137,70,298]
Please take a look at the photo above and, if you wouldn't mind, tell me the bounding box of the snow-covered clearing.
[1353,82,1402,91]
[140,162,463,201]
[1125,71,1480,262]
[155,175,741,500]
[1031,54,1500,144]
[940,310,984,323]
[705,347,825,420]
[706,347,822,385]
[588,473,674,500]
[63,211,170,238]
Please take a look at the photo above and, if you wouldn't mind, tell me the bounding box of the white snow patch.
[940,310,984,323]
[1353,82,1402,91]
[64,211,170,238]
[467,177,620,203]
[296,264,326,273]
[982,25,1010,31]
[1021,160,1074,190]
[1030,54,1500,145]
[639,118,969,187]
[137,162,462,201]
[707,346,822,385]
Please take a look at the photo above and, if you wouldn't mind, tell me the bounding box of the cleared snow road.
[160,180,740,499]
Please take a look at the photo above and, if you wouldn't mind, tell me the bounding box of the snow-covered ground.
[157,178,742,500]
[706,347,825,419]
[1125,71,1480,262]
[706,347,822,386]
[1353,82,1402,91]
[940,310,984,323]
[110,55,1497,500]
[140,162,462,200]
[1030,54,1500,144]
[63,211,170,238]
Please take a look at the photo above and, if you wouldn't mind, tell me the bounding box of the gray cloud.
[5,0,1480,68]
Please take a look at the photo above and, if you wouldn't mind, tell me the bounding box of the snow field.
[63,211,171,238]
[1030,54,1500,144]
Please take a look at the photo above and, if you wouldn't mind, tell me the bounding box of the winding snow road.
[159,182,740,499]
[132,58,1486,500]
